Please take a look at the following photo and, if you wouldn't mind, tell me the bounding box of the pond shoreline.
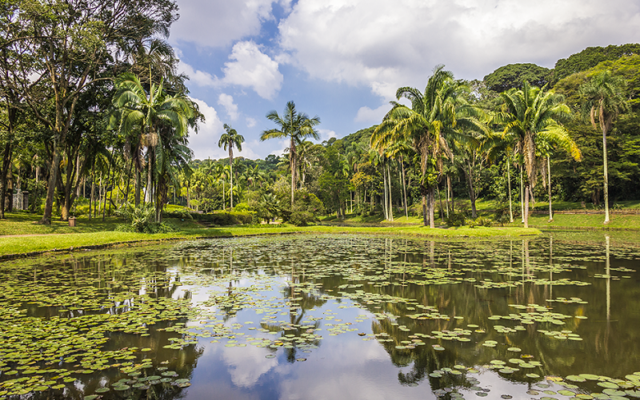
[0,226,540,260]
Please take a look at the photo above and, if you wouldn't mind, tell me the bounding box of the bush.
[116,203,175,233]
[162,208,193,220]
[191,211,256,226]
[445,213,466,227]
[233,202,251,212]
[475,217,494,227]
[289,211,315,226]
[282,189,324,225]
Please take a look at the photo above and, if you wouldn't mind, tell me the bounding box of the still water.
[0,234,639,400]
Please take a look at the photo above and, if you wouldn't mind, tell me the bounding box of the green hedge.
[163,210,256,226]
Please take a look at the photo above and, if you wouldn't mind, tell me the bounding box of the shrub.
[233,202,251,212]
[475,217,494,227]
[445,213,466,227]
[191,211,256,226]
[162,208,193,220]
[282,189,324,225]
[116,203,175,233]
[289,211,315,226]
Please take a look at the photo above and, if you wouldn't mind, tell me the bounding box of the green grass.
[0,213,540,257]
[0,213,204,235]
[508,213,640,230]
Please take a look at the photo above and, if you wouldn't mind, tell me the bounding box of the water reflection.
[1,234,640,400]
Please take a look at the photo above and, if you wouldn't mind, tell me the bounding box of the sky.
[168,0,640,161]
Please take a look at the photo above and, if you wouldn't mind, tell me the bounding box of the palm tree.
[113,72,195,220]
[483,130,517,223]
[261,101,320,205]
[296,140,320,188]
[579,71,629,224]
[497,82,581,228]
[384,140,412,219]
[212,163,230,210]
[218,124,244,209]
[372,65,483,228]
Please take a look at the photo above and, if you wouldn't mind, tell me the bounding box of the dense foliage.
[0,3,638,228]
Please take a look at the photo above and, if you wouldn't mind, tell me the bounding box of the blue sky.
[168,0,640,161]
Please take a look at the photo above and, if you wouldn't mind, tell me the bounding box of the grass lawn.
[508,213,640,230]
[0,212,540,257]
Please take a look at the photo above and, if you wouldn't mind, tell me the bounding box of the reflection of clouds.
[275,336,404,400]
[222,345,278,388]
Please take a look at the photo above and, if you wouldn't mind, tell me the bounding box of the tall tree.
[218,124,244,209]
[579,70,629,224]
[497,82,582,228]
[5,0,178,224]
[261,101,320,205]
[372,65,483,228]
[113,72,195,221]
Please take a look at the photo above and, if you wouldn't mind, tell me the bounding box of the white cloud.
[318,128,337,142]
[278,0,640,99]
[355,104,391,123]
[187,98,225,160]
[222,41,283,100]
[269,139,289,156]
[217,93,239,121]
[177,42,283,100]
[188,98,260,160]
[177,60,218,87]
[246,117,257,128]
[171,0,279,47]
[221,346,278,388]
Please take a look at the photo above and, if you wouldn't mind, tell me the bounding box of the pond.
[1,234,639,400]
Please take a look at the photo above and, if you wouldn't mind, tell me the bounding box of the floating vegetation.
[0,235,639,399]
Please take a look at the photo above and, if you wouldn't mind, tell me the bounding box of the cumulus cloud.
[222,41,283,100]
[318,128,337,141]
[246,117,257,128]
[221,346,278,388]
[355,104,391,123]
[178,42,283,100]
[177,60,218,87]
[218,93,239,121]
[187,98,260,160]
[171,0,291,47]
[278,0,640,100]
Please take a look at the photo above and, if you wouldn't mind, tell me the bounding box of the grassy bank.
[0,216,539,257]
[508,213,640,230]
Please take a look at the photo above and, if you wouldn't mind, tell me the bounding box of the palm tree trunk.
[466,161,477,219]
[547,155,553,222]
[524,184,530,229]
[89,168,94,220]
[382,163,388,220]
[387,163,393,222]
[602,127,610,224]
[146,148,154,204]
[446,175,451,218]
[229,147,234,209]
[520,167,525,223]
[507,159,513,223]
[135,169,140,207]
[437,184,445,220]
[290,138,296,206]
[400,158,408,219]
[102,170,109,222]
[428,186,435,229]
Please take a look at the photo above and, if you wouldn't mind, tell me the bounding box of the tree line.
[0,1,638,229]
